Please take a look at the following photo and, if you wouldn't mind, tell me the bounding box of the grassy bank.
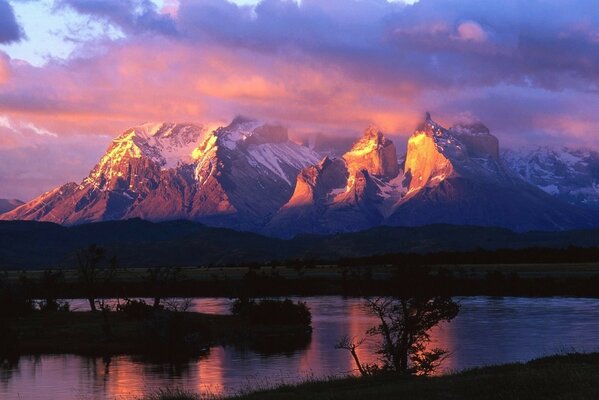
[5,309,311,356]
[6,262,599,298]
[141,353,599,400]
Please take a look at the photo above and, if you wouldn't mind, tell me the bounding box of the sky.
[1,0,599,201]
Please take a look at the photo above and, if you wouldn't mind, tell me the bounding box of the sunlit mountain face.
[2,113,597,237]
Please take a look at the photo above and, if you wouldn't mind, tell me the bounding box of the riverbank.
[4,308,311,356]
[143,353,599,400]
[6,262,599,298]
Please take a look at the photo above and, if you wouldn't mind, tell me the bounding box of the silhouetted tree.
[38,269,67,312]
[338,296,459,376]
[76,245,117,312]
[335,335,368,376]
[370,296,459,374]
[145,267,183,309]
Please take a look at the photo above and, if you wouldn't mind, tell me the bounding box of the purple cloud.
[58,0,178,36]
[0,0,24,43]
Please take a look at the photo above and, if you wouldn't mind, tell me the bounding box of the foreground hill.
[2,219,599,269]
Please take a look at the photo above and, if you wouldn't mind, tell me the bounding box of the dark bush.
[117,298,156,320]
[0,284,34,319]
[38,299,70,312]
[231,298,311,326]
[0,324,19,356]
[140,311,212,357]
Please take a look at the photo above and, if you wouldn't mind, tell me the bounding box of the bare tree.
[335,335,368,376]
[145,267,184,309]
[76,245,117,312]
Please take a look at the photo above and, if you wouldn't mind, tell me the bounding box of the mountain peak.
[451,121,499,159]
[0,198,24,214]
[405,114,461,193]
[343,126,399,180]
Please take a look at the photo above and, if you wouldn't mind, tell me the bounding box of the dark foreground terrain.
[1,299,311,357]
[141,353,599,400]
[3,219,599,269]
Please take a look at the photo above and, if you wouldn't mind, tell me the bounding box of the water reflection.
[3,296,599,399]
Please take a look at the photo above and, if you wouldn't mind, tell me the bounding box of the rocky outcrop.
[343,126,399,179]
[267,126,399,237]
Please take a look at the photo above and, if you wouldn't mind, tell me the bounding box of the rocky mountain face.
[386,114,596,231]
[0,199,23,214]
[502,146,599,210]
[266,126,403,236]
[0,118,320,230]
[2,114,598,237]
[267,113,597,237]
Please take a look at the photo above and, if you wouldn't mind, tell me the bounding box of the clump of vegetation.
[37,299,70,312]
[231,298,311,326]
[0,282,34,319]
[145,267,185,309]
[117,298,156,320]
[140,300,212,357]
[0,277,35,356]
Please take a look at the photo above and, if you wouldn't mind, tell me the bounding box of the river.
[2,296,599,399]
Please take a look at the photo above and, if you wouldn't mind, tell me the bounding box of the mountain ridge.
[2,114,598,237]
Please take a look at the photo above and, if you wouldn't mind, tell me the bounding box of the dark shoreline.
[6,263,599,299]
[3,310,311,358]
[221,352,599,400]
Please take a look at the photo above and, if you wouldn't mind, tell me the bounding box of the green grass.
[220,353,599,400]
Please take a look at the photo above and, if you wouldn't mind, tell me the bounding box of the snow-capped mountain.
[2,113,598,237]
[1,117,320,229]
[502,146,599,210]
[0,199,23,214]
[386,114,596,231]
[267,113,597,237]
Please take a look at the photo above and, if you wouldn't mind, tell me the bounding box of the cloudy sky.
[1,0,599,201]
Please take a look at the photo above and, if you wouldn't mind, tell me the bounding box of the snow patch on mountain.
[502,146,599,209]
[247,143,319,185]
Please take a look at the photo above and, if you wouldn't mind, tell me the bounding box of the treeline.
[293,246,599,267]
[8,263,599,299]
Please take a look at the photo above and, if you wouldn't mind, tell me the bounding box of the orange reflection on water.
[196,347,225,397]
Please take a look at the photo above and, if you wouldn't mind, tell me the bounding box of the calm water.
[3,296,599,399]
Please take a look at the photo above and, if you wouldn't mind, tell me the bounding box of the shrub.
[38,299,70,312]
[140,311,212,357]
[117,298,156,320]
[0,284,34,318]
[231,298,311,326]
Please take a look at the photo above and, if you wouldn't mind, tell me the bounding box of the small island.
[2,296,312,358]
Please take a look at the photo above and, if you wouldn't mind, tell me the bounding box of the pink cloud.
[0,52,10,85]
[456,21,487,42]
